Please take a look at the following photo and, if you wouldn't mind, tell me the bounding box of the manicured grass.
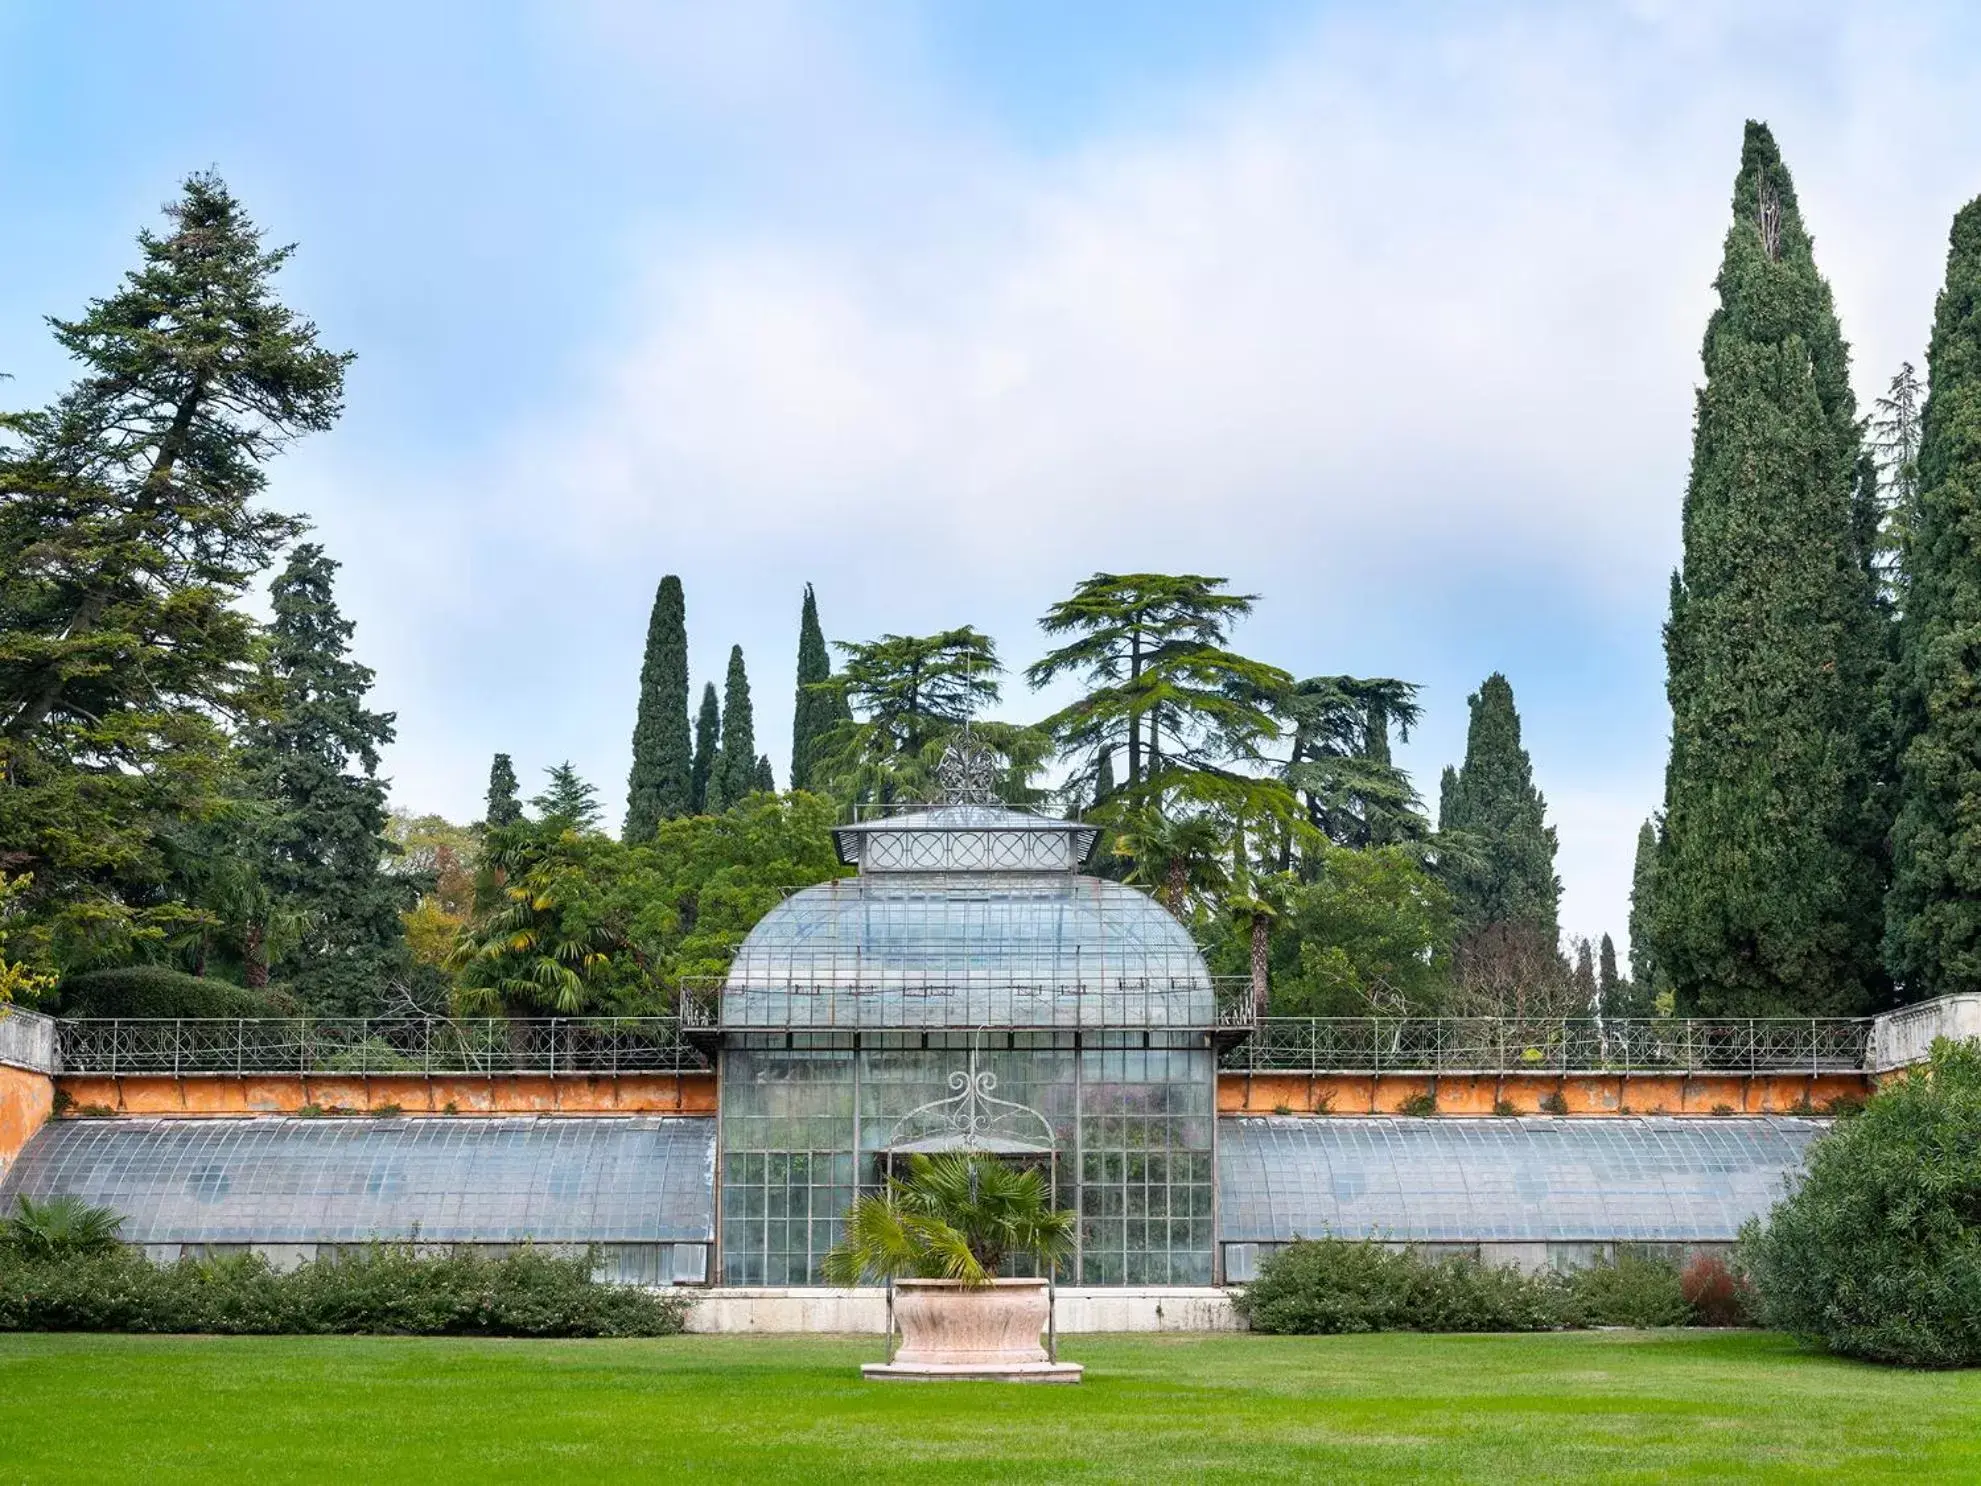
[0,1330,1973,1482]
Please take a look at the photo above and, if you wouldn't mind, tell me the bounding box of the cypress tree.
[1598,933,1621,1009]
[790,584,843,792]
[1886,196,1981,998]
[623,575,692,841]
[690,683,719,814]
[486,754,522,827]
[709,646,756,813]
[754,754,776,795]
[241,544,411,1011]
[1439,673,1560,940]
[1627,819,1663,995]
[1656,121,1889,1017]
[1572,939,1598,1011]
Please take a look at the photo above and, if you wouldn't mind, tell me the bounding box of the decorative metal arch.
[877,1040,1057,1157]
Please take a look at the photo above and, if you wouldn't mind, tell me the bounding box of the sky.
[4,0,1980,953]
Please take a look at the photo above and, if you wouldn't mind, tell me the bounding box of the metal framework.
[684,976,1255,1035]
[1222,1016,1872,1074]
[53,1017,708,1076]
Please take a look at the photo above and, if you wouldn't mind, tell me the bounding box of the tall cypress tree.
[1886,196,1981,999]
[623,575,692,841]
[486,754,522,827]
[790,584,844,793]
[709,646,756,812]
[1597,933,1621,1010]
[690,683,719,814]
[1438,673,1560,941]
[1656,122,1889,1017]
[1627,819,1663,998]
[242,544,411,1011]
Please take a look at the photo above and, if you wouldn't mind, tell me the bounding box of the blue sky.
[5,0,1980,950]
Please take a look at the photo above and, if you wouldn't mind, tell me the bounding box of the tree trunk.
[1250,912,1271,1021]
[1126,632,1142,787]
[242,922,269,989]
[1162,858,1187,917]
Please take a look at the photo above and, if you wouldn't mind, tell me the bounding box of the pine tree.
[0,173,348,966]
[485,754,523,828]
[240,544,411,1011]
[1627,819,1663,996]
[1657,121,1890,1017]
[1886,196,1981,999]
[709,646,756,813]
[753,755,776,795]
[790,584,844,793]
[532,762,602,832]
[623,575,692,841]
[690,683,719,814]
[1438,674,1560,941]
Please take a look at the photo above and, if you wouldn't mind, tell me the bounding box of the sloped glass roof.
[0,1116,715,1245]
[1217,1116,1825,1244]
[722,873,1214,1028]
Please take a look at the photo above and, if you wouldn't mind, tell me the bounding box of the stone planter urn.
[862,1278,1082,1383]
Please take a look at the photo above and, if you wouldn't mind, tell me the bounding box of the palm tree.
[822,1154,1075,1287]
[1109,805,1227,918]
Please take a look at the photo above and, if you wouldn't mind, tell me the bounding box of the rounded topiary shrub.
[58,967,292,1020]
[1741,1038,1981,1368]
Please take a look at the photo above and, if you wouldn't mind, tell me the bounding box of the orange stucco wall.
[1,1062,55,1171]
[1215,1069,1870,1116]
[56,1071,718,1117]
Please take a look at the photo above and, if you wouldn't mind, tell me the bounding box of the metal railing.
[681,977,1257,1033]
[1220,1017,1872,1074]
[54,1017,708,1076]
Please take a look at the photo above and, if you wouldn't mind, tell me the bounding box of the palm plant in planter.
[824,1154,1083,1381]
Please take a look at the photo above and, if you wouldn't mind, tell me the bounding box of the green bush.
[0,1243,688,1337]
[1741,1039,1981,1368]
[57,967,296,1020]
[1563,1253,1692,1328]
[1679,1252,1754,1328]
[1233,1240,1567,1335]
[1,1196,124,1258]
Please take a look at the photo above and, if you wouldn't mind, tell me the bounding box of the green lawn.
[0,1330,1973,1483]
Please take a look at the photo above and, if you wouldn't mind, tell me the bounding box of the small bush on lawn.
[1233,1240,1566,1334]
[1680,1253,1753,1328]
[1740,1038,1981,1369]
[1563,1253,1692,1328]
[0,1242,687,1337]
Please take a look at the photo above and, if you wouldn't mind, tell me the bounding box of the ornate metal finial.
[934,735,1004,805]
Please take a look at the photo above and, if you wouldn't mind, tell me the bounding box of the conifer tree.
[754,755,776,795]
[240,544,411,1010]
[690,683,719,814]
[1886,196,1981,999]
[1572,939,1598,1011]
[486,754,523,828]
[532,763,602,832]
[1438,674,1560,941]
[623,575,692,841]
[1598,933,1621,1009]
[1656,122,1890,1017]
[709,646,756,812]
[790,584,844,793]
[1627,819,1663,997]
[0,173,348,965]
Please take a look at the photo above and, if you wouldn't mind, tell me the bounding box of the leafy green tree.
[451,822,628,1015]
[0,172,348,970]
[1027,574,1286,804]
[708,646,757,813]
[238,543,412,1010]
[1278,675,1428,854]
[1657,121,1891,1017]
[690,683,719,814]
[532,762,602,833]
[1886,196,1981,1000]
[623,575,692,841]
[1437,673,1559,942]
[789,584,846,793]
[484,754,523,828]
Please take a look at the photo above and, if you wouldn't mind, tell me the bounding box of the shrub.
[2,1196,124,1258]
[1492,1100,1519,1117]
[1564,1253,1691,1328]
[1679,1252,1752,1328]
[57,967,294,1020]
[1233,1239,1566,1335]
[1741,1039,1981,1368]
[1396,1092,1437,1117]
[0,1243,688,1337]
[1538,1092,1568,1115]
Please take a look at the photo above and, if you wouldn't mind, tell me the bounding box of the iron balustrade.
[681,976,1258,1032]
[54,1017,709,1077]
[1221,1017,1872,1075]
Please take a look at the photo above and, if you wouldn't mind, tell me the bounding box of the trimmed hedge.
[1234,1239,1732,1334]
[0,1243,688,1337]
[1741,1039,1981,1368]
[57,967,297,1020]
